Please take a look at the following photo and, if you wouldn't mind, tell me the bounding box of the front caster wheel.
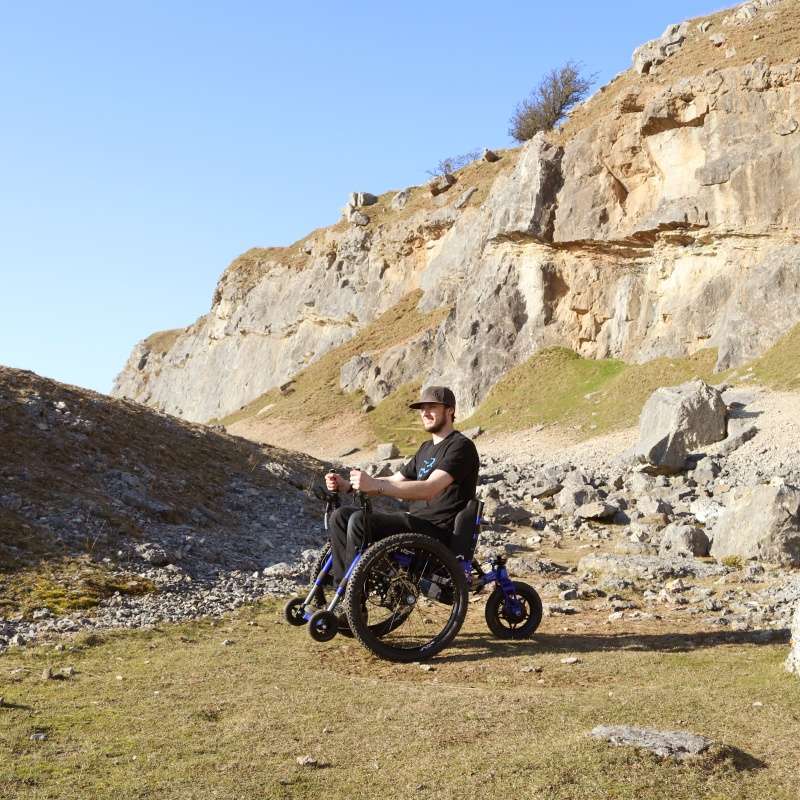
[307,609,339,642]
[283,597,307,627]
[485,582,543,639]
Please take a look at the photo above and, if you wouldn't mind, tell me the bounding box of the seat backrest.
[450,499,483,561]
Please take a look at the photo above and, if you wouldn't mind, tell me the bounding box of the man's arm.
[351,468,453,502]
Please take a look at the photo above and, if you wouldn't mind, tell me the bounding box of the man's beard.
[424,417,447,434]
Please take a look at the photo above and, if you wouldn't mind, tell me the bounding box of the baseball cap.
[408,385,456,409]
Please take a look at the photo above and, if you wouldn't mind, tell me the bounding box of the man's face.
[418,402,452,434]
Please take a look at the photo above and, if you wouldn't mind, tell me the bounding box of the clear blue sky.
[0,0,724,394]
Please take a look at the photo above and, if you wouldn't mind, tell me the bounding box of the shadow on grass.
[439,627,789,663]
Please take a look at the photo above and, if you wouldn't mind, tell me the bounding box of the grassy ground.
[2,599,798,800]
[737,323,800,392]
[460,347,724,439]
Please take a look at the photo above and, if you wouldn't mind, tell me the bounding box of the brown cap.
[409,385,456,409]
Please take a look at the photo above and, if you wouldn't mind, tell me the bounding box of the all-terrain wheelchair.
[284,489,543,662]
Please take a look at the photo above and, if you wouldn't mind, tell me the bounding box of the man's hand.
[349,469,380,495]
[325,472,352,494]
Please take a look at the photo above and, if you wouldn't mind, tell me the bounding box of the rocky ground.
[2,369,799,675]
[0,367,329,651]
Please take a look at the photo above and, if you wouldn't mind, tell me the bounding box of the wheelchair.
[284,489,543,662]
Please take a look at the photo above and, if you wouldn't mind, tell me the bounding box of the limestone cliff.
[114,1,800,424]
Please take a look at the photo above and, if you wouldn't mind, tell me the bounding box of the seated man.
[325,385,480,584]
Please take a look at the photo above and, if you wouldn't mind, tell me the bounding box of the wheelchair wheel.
[283,597,307,627]
[308,609,339,642]
[344,533,468,662]
[484,581,542,640]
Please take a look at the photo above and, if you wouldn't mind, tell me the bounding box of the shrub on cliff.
[426,149,482,177]
[508,61,595,142]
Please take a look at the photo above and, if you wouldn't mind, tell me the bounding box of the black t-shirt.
[399,431,479,531]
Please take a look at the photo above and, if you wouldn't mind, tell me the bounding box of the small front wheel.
[283,597,307,627]
[485,582,542,640]
[307,609,339,642]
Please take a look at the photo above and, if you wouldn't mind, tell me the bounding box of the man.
[325,385,480,584]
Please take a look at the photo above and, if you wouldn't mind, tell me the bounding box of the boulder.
[658,522,710,557]
[530,482,562,499]
[590,726,712,760]
[483,148,501,162]
[390,188,411,210]
[691,456,720,484]
[637,496,673,516]
[689,497,725,525]
[557,483,600,514]
[428,173,456,196]
[634,380,727,474]
[632,22,690,74]
[710,483,800,566]
[787,602,800,676]
[349,210,370,226]
[575,501,618,521]
[717,424,758,456]
[348,192,378,207]
[375,443,399,461]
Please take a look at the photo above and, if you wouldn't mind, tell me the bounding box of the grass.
[737,323,800,392]
[2,599,799,800]
[0,558,156,619]
[220,291,450,432]
[142,329,184,356]
[460,347,724,438]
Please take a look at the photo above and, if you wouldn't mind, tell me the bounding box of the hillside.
[0,366,326,647]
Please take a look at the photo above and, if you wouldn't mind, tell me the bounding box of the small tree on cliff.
[508,61,595,142]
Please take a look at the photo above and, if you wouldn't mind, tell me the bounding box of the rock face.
[787,602,800,676]
[710,483,800,566]
[634,380,727,473]
[114,31,800,426]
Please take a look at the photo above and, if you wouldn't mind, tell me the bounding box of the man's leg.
[343,511,450,567]
[328,506,357,583]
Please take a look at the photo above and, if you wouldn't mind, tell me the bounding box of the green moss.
[0,560,157,618]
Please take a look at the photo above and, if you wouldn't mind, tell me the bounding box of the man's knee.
[346,510,366,542]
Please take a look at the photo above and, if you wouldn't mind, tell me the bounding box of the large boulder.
[634,380,727,473]
[787,602,800,676]
[658,522,710,557]
[710,483,800,566]
[632,21,690,75]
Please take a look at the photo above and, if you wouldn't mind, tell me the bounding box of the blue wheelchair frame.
[298,492,526,625]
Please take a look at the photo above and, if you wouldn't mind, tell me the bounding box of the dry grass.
[557,0,800,145]
[142,329,184,356]
[1,599,798,800]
